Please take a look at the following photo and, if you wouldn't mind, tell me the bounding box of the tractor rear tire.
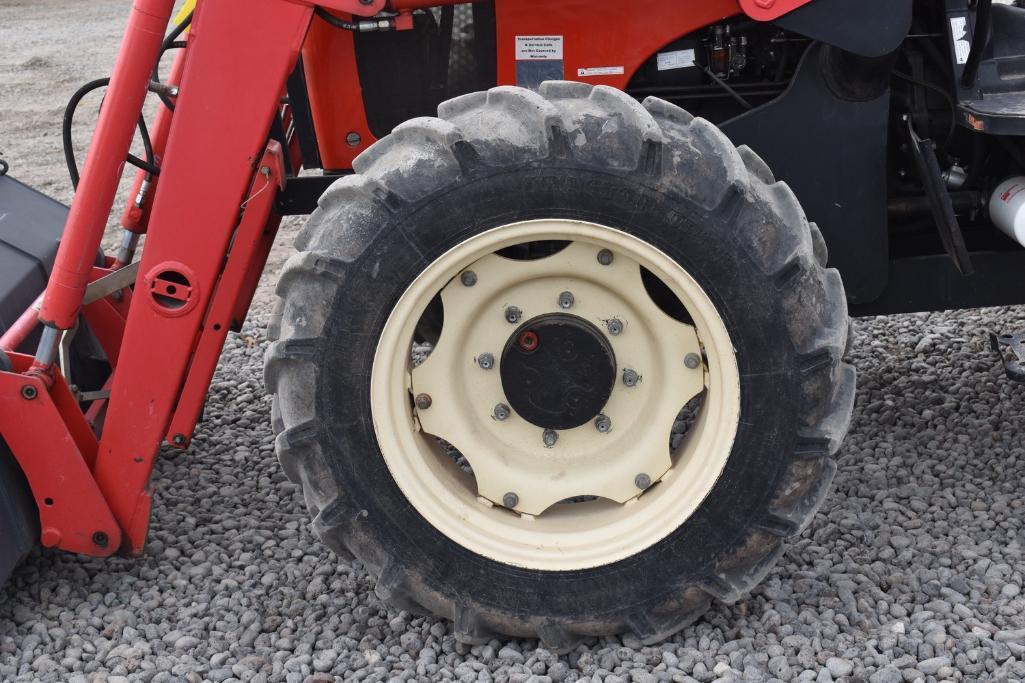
[265,82,855,647]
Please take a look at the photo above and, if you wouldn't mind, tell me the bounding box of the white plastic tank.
[990,176,1025,247]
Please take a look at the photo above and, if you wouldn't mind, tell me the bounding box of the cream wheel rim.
[371,219,740,570]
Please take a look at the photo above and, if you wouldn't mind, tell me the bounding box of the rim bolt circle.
[502,492,519,508]
[634,473,652,490]
[558,291,575,309]
[478,352,495,370]
[505,306,522,324]
[622,368,639,387]
[415,393,432,410]
[597,249,614,265]
[542,429,558,448]
[460,271,477,287]
[494,403,511,421]
[606,318,623,336]
[684,353,702,369]
[594,414,612,433]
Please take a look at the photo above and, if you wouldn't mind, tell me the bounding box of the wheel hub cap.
[500,314,616,430]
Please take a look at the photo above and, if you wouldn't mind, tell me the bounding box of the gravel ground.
[4,3,1025,682]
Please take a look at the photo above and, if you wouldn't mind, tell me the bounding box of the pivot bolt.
[477,353,495,370]
[171,433,186,446]
[415,393,433,410]
[622,368,640,387]
[684,353,702,369]
[558,291,575,309]
[606,318,623,336]
[493,403,511,421]
[505,306,522,324]
[634,473,652,490]
[542,429,558,448]
[460,271,477,287]
[502,492,519,508]
[597,249,614,266]
[20,385,37,400]
[594,414,612,433]
[92,531,109,548]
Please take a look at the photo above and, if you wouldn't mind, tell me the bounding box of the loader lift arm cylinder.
[37,0,175,339]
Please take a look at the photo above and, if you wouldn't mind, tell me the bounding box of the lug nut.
[684,353,702,369]
[622,368,639,387]
[477,353,495,370]
[505,306,522,324]
[606,318,623,336]
[558,291,575,309]
[597,249,614,266]
[460,271,477,287]
[415,393,432,410]
[542,429,558,448]
[634,473,652,490]
[502,492,519,508]
[594,414,612,433]
[494,403,511,421]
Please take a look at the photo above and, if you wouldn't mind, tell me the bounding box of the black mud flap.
[0,168,68,591]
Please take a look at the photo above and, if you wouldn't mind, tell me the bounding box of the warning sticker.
[657,49,697,71]
[577,66,624,77]
[950,17,971,65]
[515,35,564,88]
[515,36,563,61]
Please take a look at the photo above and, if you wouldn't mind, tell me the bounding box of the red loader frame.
[0,0,813,560]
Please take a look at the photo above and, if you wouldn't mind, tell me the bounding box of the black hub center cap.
[500,314,617,430]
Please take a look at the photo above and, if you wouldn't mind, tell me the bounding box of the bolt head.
[634,473,652,490]
[460,271,477,287]
[505,306,522,324]
[345,131,362,147]
[477,353,495,370]
[622,368,639,387]
[415,393,432,410]
[502,492,519,508]
[20,385,37,400]
[558,291,575,309]
[597,249,614,266]
[684,353,702,369]
[171,433,186,445]
[494,403,511,421]
[542,429,558,448]
[92,531,109,548]
[594,414,612,433]
[606,318,623,336]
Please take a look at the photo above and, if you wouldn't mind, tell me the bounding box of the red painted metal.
[39,0,176,330]
[120,42,189,234]
[294,0,386,17]
[738,0,814,22]
[91,0,312,554]
[166,142,285,447]
[0,354,120,556]
[0,294,42,353]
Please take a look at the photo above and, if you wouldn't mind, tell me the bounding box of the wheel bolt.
[494,403,511,421]
[505,306,522,323]
[684,353,702,369]
[634,473,652,490]
[594,414,612,433]
[460,271,477,287]
[502,492,519,508]
[477,353,495,370]
[415,393,432,410]
[606,318,623,336]
[558,291,575,309]
[542,429,558,448]
[622,368,639,387]
[597,249,614,266]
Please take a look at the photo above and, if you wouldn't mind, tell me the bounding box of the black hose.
[62,78,156,189]
[153,10,193,111]
[314,7,360,31]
